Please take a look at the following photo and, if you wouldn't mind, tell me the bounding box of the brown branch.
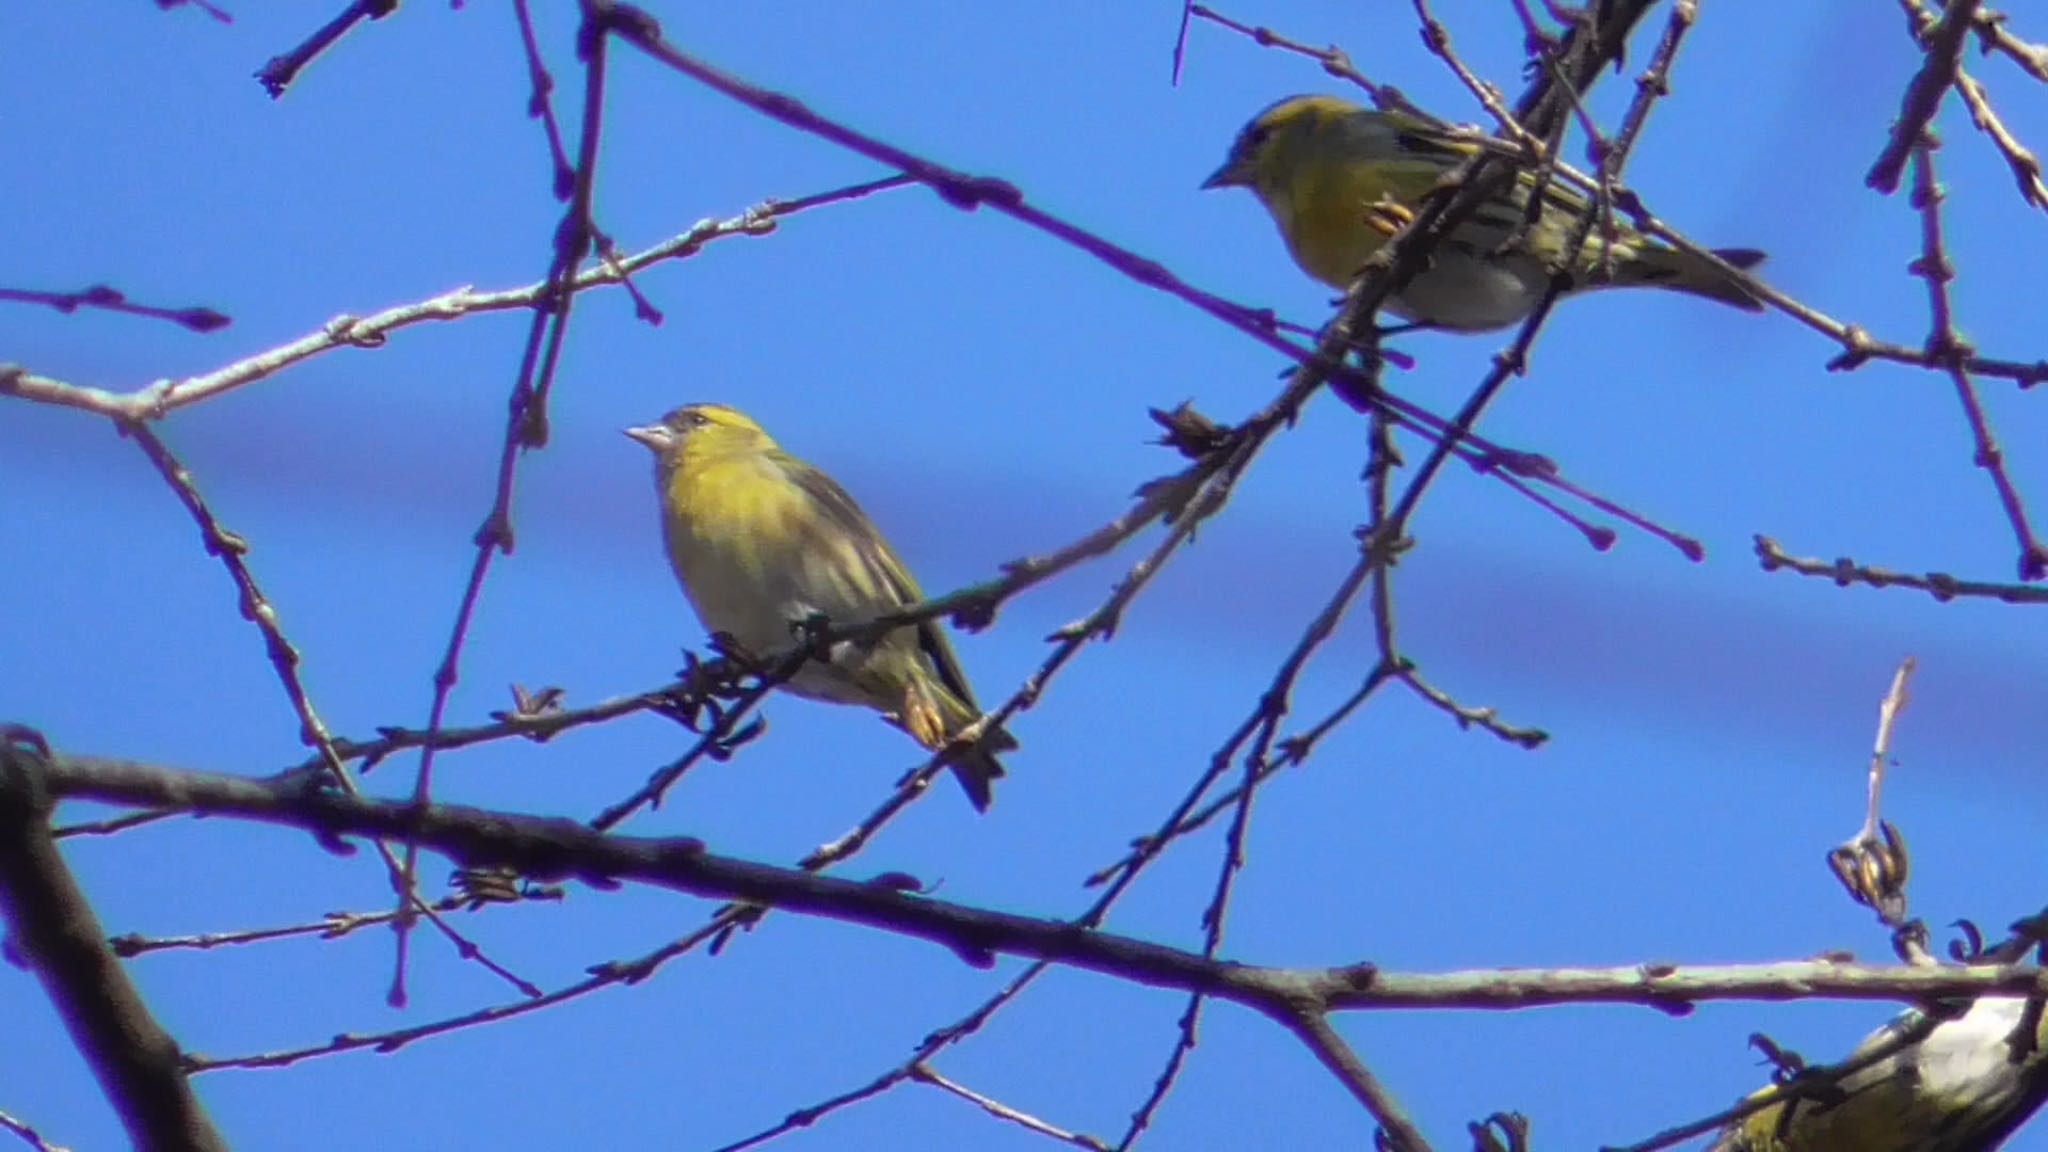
[153,0,232,23]
[1413,0,1538,147]
[0,1109,73,1152]
[1965,5,2048,81]
[0,285,227,332]
[37,753,2048,1018]
[1753,535,2048,603]
[1906,143,2047,579]
[389,0,625,1000]
[1186,5,1416,112]
[598,1,1689,552]
[117,422,536,1001]
[0,733,226,1152]
[510,0,575,198]
[719,451,1377,1145]
[1608,194,2048,390]
[1280,1012,1433,1152]
[1868,0,1982,192]
[1953,67,2048,210]
[909,1065,1111,1151]
[1905,0,2048,210]
[254,0,397,98]
[1123,489,1397,1141]
[0,176,910,422]
[105,887,526,959]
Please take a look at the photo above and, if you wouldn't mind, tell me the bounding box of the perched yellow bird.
[625,403,1012,811]
[1202,94,1768,331]
[1712,995,2048,1152]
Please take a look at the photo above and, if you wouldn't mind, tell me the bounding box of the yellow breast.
[1259,147,1448,290]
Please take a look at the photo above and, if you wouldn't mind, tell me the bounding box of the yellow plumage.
[1712,996,2048,1152]
[1203,94,1767,330]
[626,404,1012,811]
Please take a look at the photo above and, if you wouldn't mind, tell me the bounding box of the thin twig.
[1962,4,2048,81]
[510,0,575,198]
[115,424,534,1002]
[1900,0,2048,210]
[0,285,228,332]
[0,734,228,1152]
[1753,535,2048,603]
[0,1110,71,1152]
[1864,659,1918,844]
[0,177,911,423]
[1906,143,2047,579]
[1869,0,1983,192]
[910,1065,1112,1152]
[1185,5,1421,114]
[254,0,398,98]
[390,0,622,1002]
[1280,1013,1433,1152]
[154,0,233,23]
[602,8,1696,551]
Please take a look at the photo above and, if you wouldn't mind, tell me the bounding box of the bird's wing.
[1367,112,1602,232]
[1374,113,1485,163]
[790,459,984,710]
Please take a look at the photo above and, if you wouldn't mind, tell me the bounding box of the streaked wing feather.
[790,459,982,710]
[1379,110,1607,238]
[1386,120,1483,164]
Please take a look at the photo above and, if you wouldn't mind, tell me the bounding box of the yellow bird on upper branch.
[1203,94,1767,331]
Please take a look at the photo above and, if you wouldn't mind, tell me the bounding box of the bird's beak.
[1200,157,1245,190]
[623,424,673,453]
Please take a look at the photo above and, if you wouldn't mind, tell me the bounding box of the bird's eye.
[684,411,711,429]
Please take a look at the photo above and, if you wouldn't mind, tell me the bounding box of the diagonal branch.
[1754,535,2048,603]
[0,176,910,423]
[0,733,226,1152]
[1870,0,1983,192]
[36,751,2048,1015]
[0,285,228,332]
[254,0,397,98]
[1279,1011,1432,1152]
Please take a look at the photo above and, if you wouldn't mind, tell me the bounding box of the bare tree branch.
[255,0,397,98]
[32,750,2048,1017]
[1754,535,2048,603]
[0,733,227,1152]
[0,285,228,332]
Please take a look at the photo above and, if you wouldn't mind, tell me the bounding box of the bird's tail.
[1622,245,1768,312]
[902,683,1015,813]
[943,721,1014,815]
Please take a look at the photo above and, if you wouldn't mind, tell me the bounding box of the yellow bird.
[1203,94,1767,331]
[1712,995,2048,1152]
[625,404,1012,811]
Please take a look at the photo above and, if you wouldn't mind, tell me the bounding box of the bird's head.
[1201,94,1362,196]
[624,403,777,471]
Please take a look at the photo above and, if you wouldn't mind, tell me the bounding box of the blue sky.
[4,2,2047,1149]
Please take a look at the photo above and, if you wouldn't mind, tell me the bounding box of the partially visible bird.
[1202,93,1768,331]
[1712,993,2048,1152]
[625,403,1012,811]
